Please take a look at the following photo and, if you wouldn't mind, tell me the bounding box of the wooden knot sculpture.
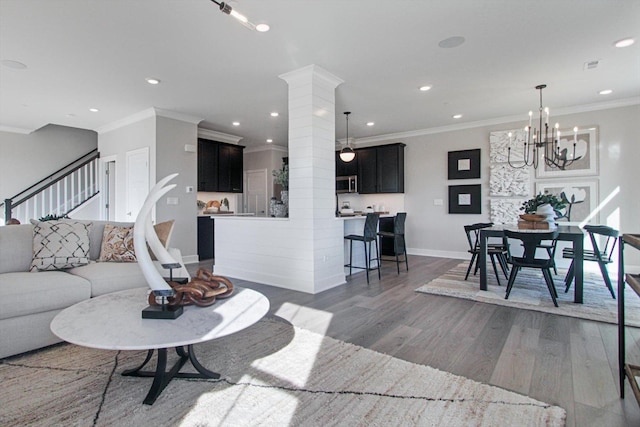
[148,269,234,308]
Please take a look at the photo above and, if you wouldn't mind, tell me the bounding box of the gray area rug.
[1,317,564,426]
[416,261,639,326]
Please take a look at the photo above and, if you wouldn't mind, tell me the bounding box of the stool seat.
[344,213,380,284]
[377,212,408,274]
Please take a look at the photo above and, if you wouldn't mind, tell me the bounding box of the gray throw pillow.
[30,219,92,271]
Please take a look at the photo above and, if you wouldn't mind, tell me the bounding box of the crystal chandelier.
[508,84,581,170]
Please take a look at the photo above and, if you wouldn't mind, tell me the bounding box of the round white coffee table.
[50,287,269,405]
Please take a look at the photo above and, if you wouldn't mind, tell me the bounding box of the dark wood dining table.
[479,224,586,303]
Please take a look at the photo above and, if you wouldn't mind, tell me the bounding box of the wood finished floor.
[191,255,640,426]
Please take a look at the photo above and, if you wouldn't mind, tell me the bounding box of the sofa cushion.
[0,224,33,274]
[98,224,136,262]
[0,271,91,320]
[30,220,92,271]
[66,262,149,297]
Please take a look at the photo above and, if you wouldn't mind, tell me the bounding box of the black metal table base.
[122,345,220,405]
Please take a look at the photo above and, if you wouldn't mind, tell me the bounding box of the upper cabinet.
[356,143,405,194]
[198,139,245,193]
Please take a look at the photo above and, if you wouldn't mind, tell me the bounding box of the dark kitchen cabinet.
[197,216,214,260]
[356,143,405,194]
[197,139,244,193]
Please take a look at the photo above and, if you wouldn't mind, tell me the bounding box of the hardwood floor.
[191,255,640,426]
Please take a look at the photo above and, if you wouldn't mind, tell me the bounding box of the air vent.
[584,60,600,70]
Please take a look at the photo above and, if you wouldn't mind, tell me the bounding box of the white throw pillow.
[30,220,92,271]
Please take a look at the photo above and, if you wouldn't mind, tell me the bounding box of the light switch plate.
[434,199,443,206]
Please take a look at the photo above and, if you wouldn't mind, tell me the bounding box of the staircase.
[2,149,100,225]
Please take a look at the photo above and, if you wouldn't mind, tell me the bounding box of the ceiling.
[1,0,639,148]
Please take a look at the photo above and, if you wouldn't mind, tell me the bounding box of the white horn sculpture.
[133,173,178,294]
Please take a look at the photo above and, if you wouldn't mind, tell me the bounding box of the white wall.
[244,146,288,202]
[0,124,97,204]
[155,116,198,261]
[372,104,640,266]
[98,116,156,222]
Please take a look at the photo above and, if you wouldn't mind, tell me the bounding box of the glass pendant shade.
[339,147,355,162]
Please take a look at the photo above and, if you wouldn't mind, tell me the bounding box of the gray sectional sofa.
[0,220,181,359]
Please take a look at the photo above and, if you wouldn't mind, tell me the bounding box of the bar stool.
[344,213,381,284]
[377,212,408,274]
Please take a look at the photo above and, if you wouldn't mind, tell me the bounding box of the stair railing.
[2,149,100,224]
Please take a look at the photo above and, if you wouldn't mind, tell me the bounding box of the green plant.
[520,192,566,215]
[38,213,70,222]
[221,197,229,208]
[197,200,206,210]
[272,165,289,190]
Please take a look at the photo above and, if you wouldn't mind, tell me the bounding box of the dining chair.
[377,212,408,274]
[563,224,618,298]
[463,223,509,285]
[504,229,560,307]
[344,213,381,284]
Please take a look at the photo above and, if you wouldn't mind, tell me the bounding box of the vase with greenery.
[272,165,288,190]
[520,192,566,218]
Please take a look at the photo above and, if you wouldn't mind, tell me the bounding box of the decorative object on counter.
[197,199,206,211]
[204,199,221,213]
[340,201,354,214]
[272,164,289,216]
[220,197,229,212]
[272,201,287,218]
[447,149,481,180]
[339,111,356,162]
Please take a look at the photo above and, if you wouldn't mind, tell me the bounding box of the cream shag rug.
[416,261,640,326]
[1,317,564,426]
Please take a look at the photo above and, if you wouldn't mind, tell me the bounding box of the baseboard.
[407,248,469,260]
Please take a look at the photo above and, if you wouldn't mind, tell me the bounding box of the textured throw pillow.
[98,220,175,262]
[30,220,92,271]
[98,224,136,262]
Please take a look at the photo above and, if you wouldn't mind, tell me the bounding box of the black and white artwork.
[448,149,481,180]
[449,184,481,214]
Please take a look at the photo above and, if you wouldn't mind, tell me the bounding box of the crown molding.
[353,96,640,145]
[244,144,288,154]
[96,108,156,134]
[154,108,202,124]
[197,128,243,144]
[0,125,34,134]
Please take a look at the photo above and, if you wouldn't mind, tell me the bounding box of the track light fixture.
[210,0,257,31]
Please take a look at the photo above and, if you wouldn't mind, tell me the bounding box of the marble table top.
[50,287,270,351]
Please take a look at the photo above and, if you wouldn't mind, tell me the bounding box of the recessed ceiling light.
[0,59,27,69]
[266,139,273,143]
[599,89,613,95]
[366,122,375,126]
[145,78,160,85]
[438,36,465,49]
[614,37,635,48]
[89,108,99,112]
[419,85,432,92]
[232,121,240,126]
[256,23,270,32]
[270,112,279,117]
[452,114,463,119]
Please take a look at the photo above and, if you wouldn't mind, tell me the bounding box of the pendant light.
[339,111,356,162]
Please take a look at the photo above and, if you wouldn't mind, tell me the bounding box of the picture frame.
[535,126,598,179]
[535,180,599,225]
[448,149,481,180]
[449,184,482,214]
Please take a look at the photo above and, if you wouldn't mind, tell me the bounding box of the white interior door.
[125,147,149,222]
[244,169,268,216]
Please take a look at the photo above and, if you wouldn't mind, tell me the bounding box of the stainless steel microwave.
[336,175,358,193]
